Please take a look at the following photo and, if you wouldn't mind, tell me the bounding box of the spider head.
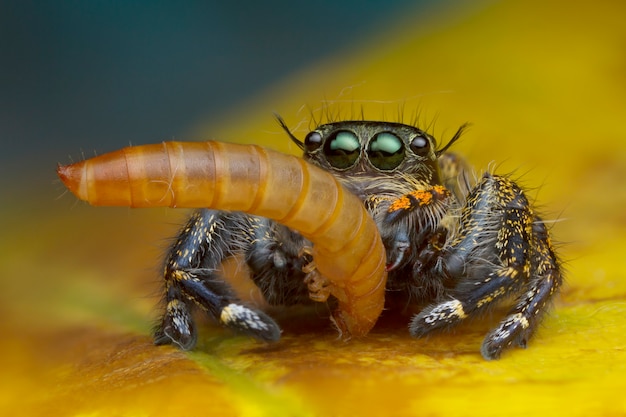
[278,118,456,198]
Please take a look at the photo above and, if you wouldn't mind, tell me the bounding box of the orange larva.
[57,140,388,338]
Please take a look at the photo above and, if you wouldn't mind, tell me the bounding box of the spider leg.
[481,219,561,359]
[437,152,474,205]
[245,218,313,306]
[154,209,281,350]
[408,173,562,359]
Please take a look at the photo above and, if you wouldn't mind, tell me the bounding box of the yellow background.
[2,0,625,415]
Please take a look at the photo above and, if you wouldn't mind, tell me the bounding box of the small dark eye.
[368,132,404,170]
[304,131,323,152]
[409,135,431,156]
[323,130,360,169]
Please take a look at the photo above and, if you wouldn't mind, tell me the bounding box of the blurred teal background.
[1,0,458,193]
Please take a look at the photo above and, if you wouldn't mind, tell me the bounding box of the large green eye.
[367,132,404,170]
[323,130,360,169]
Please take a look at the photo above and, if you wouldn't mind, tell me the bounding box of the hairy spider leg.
[437,152,474,205]
[244,217,314,307]
[154,209,282,349]
[480,219,561,359]
[409,177,532,330]
[409,173,562,359]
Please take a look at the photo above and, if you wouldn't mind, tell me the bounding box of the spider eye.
[304,131,323,152]
[323,130,360,169]
[368,132,404,170]
[410,134,431,156]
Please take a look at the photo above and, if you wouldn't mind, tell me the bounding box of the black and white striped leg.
[154,209,281,349]
[481,220,562,359]
[409,174,561,359]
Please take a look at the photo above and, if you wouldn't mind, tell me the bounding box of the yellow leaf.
[3,0,626,416]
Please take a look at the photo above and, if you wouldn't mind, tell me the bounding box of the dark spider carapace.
[58,119,562,360]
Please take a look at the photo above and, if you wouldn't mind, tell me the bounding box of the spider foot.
[481,312,532,360]
[408,298,467,337]
[154,299,198,350]
[219,303,281,342]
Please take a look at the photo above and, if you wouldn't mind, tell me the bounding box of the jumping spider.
[154,119,562,360]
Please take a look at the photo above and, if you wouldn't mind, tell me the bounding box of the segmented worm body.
[57,141,388,338]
